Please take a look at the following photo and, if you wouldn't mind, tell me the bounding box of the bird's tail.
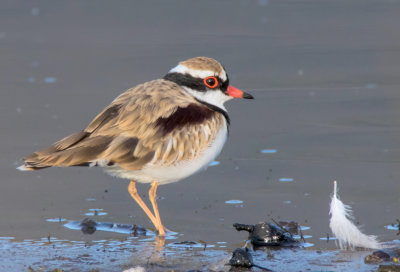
[17,164,48,171]
[17,131,112,171]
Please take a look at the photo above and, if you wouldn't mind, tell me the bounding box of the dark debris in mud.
[378,264,400,272]
[81,218,97,234]
[229,248,253,268]
[6,217,400,272]
[65,218,147,236]
[277,220,300,235]
[365,250,391,264]
[228,248,273,271]
[233,221,299,247]
[395,219,400,236]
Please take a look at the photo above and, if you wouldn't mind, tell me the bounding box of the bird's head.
[164,56,253,110]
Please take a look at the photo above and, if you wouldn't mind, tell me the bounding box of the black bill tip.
[242,92,254,99]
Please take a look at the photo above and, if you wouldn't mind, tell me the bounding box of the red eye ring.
[203,76,219,89]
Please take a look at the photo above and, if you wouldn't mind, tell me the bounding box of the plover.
[18,56,253,236]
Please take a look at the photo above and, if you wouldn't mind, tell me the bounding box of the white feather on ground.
[329,180,381,249]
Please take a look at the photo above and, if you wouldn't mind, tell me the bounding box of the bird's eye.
[203,76,219,89]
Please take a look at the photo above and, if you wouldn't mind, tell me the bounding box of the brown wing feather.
[21,79,202,171]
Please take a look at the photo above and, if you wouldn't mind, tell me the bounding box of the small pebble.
[365,250,391,264]
[80,218,97,234]
[229,248,253,268]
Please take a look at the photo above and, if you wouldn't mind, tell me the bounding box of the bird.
[18,56,253,236]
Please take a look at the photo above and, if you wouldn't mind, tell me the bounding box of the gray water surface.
[1,0,400,271]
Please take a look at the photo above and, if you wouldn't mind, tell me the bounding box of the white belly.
[104,121,228,185]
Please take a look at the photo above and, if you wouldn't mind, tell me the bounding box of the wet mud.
[2,232,400,271]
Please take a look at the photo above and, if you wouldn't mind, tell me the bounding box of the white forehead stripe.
[169,64,227,81]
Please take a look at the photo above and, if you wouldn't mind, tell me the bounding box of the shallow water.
[3,235,397,271]
[1,0,400,271]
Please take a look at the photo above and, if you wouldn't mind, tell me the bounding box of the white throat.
[183,86,231,111]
